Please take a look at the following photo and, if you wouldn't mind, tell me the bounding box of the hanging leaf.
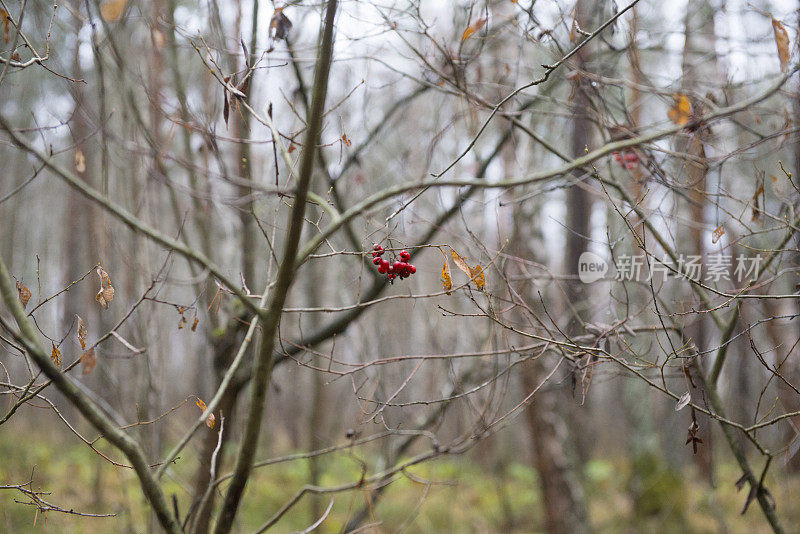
[77,315,88,350]
[675,391,691,411]
[81,347,97,375]
[1,9,10,44]
[51,343,62,369]
[461,17,487,42]
[177,313,187,330]
[223,90,230,128]
[269,8,293,41]
[95,265,115,309]
[667,94,692,126]
[441,253,452,295]
[191,317,199,332]
[16,280,31,309]
[99,0,127,22]
[195,397,216,428]
[74,148,86,174]
[341,133,351,147]
[450,248,471,277]
[772,18,790,72]
[751,181,765,222]
[470,264,486,290]
[711,225,725,244]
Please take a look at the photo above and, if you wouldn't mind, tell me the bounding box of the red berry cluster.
[612,150,639,169]
[371,244,416,282]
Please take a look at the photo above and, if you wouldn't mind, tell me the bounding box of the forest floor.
[1,417,798,533]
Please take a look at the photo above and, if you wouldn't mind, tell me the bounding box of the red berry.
[392,261,402,270]
[410,265,416,274]
[373,244,382,251]
[373,257,381,265]
[612,152,622,162]
[378,265,387,274]
[400,250,410,261]
[380,259,390,269]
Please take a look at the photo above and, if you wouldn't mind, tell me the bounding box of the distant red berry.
[373,257,381,265]
[400,250,410,261]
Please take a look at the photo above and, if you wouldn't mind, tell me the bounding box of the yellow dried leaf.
[16,280,31,309]
[81,348,96,375]
[450,248,471,278]
[442,255,452,295]
[74,148,86,174]
[712,225,725,244]
[99,0,127,22]
[77,315,88,350]
[461,17,487,41]
[1,9,9,44]
[668,94,692,126]
[195,397,215,428]
[51,344,62,369]
[772,18,790,72]
[191,317,199,332]
[177,314,187,330]
[470,264,486,290]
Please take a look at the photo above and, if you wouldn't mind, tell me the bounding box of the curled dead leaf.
[667,94,692,126]
[269,7,293,42]
[51,343,62,369]
[675,391,691,411]
[16,280,31,309]
[470,264,486,290]
[772,18,790,73]
[81,347,97,375]
[1,9,9,44]
[74,148,86,174]
[441,253,452,295]
[450,248,471,277]
[77,315,88,350]
[191,317,199,332]
[195,397,216,428]
[95,266,115,309]
[462,17,487,41]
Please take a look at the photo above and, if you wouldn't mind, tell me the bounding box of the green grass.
[1,422,798,533]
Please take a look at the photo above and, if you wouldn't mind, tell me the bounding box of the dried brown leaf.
[81,347,97,375]
[51,343,62,369]
[99,0,127,22]
[675,391,691,411]
[191,317,199,332]
[195,397,215,428]
[1,10,9,44]
[269,8,293,41]
[772,18,790,72]
[16,280,31,309]
[450,248,471,277]
[95,266,114,309]
[667,94,692,126]
[462,17,487,41]
[470,264,486,290]
[712,225,725,244]
[441,254,452,295]
[74,148,86,174]
[77,315,88,350]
